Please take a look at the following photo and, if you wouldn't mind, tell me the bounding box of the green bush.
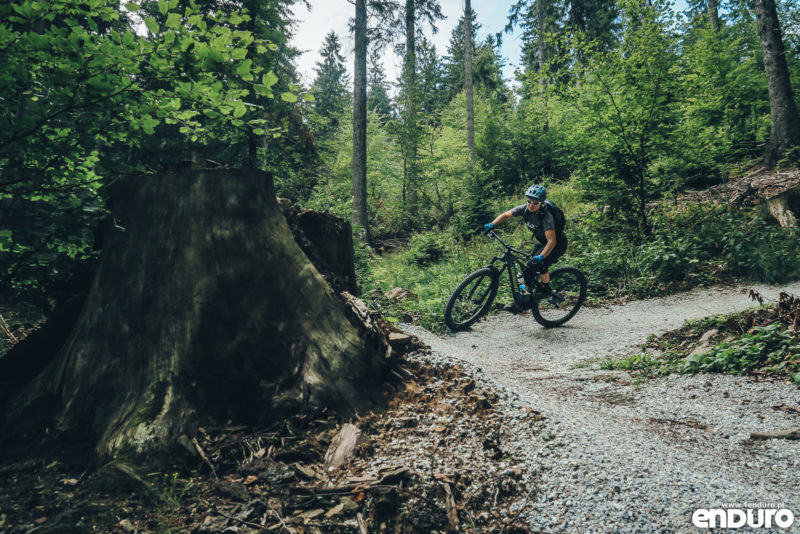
[567,203,800,300]
[680,323,799,376]
[404,233,449,266]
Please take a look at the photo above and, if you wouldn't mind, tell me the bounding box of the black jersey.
[510,204,567,245]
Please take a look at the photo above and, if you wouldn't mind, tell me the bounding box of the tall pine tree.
[367,46,393,118]
[312,31,350,135]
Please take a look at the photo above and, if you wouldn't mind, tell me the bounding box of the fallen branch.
[192,437,218,479]
[212,509,271,532]
[270,509,295,534]
[749,429,800,441]
[0,314,18,343]
[356,512,368,534]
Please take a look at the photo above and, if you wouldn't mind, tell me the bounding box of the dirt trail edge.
[401,282,800,533]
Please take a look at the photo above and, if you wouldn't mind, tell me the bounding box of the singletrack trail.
[401,282,800,533]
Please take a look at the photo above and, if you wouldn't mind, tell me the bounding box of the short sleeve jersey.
[510,204,565,245]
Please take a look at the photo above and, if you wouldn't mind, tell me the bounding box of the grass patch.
[606,304,800,384]
[600,353,680,378]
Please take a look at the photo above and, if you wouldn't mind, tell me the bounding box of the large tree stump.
[1,168,390,465]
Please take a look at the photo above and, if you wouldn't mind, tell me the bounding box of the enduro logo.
[692,507,794,529]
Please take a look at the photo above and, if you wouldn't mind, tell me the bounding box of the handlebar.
[484,230,527,256]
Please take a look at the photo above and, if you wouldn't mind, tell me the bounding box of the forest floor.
[1,282,799,533]
[0,342,543,533]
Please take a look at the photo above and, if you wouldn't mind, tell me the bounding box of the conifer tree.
[396,0,443,217]
[312,31,350,132]
[367,46,393,118]
[443,11,480,101]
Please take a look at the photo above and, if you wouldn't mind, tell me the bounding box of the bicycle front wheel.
[531,266,587,328]
[444,267,499,331]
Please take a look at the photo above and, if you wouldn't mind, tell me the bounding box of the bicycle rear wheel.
[531,266,587,327]
[444,267,499,331]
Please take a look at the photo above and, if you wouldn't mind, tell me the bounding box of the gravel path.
[400,282,800,533]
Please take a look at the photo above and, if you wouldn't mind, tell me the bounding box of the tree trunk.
[754,0,800,166]
[537,0,549,133]
[1,168,391,465]
[464,0,475,163]
[352,0,369,240]
[707,0,720,32]
[403,0,419,214]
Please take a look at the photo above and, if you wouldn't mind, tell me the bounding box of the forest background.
[2,0,800,340]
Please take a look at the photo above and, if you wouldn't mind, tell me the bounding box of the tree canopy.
[3,0,800,310]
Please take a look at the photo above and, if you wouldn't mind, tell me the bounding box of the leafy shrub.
[680,323,799,376]
[404,233,449,266]
[449,168,497,243]
[568,203,800,300]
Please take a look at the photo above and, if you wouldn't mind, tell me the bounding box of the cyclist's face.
[526,197,542,212]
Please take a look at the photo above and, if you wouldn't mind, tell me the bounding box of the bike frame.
[485,231,538,307]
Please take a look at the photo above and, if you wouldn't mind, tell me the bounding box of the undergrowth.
[602,302,800,384]
[360,197,800,333]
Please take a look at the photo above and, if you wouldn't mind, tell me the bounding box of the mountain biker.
[482,184,568,303]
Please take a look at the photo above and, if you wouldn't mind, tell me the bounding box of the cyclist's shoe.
[531,283,553,301]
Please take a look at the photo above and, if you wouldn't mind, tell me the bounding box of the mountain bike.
[444,230,587,330]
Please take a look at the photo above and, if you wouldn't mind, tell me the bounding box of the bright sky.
[289,0,689,89]
[289,0,528,88]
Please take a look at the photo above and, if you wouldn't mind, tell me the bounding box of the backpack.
[543,200,566,232]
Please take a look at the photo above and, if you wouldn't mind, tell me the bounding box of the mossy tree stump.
[1,168,390,465]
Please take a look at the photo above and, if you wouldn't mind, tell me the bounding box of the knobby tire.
[444,267,499,331]
[530,266,587,328]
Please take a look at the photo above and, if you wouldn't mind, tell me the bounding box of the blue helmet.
[525,184,546,201]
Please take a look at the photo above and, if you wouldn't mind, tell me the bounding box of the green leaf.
[232,101,246,118]
[142,115,160,134]
[231,48,247,60]
[235,59,253,80]
[262,71,278,89]
[280,92,298,103]
[145,18,159,34]
[302,93,314,102]
[158,0,168,15]
[125,2,140,11]
[165,13,181,28]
